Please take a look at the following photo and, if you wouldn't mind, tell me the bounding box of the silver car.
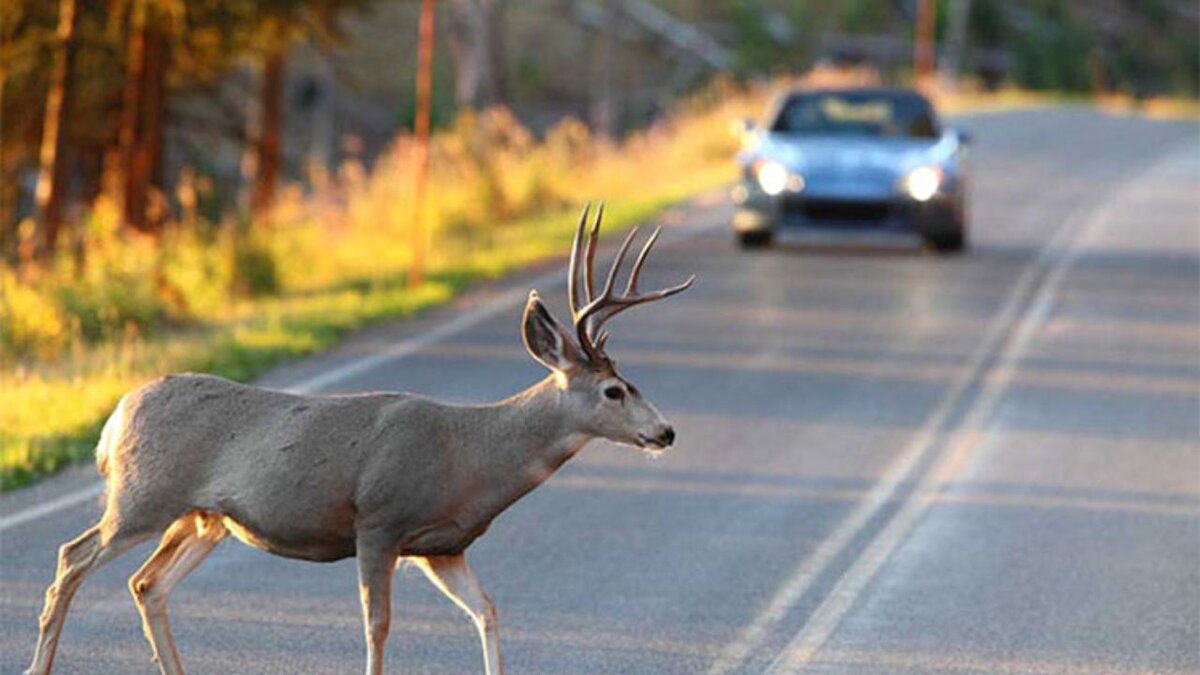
[732,87,970,252]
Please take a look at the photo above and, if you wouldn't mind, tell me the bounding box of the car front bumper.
[732,184,962,238]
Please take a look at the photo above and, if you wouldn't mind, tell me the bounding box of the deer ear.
[522,291,585,372]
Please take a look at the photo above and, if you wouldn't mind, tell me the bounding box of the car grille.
[785,198,893,224]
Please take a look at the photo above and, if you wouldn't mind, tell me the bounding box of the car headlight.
[754,160,790,196]
[904,166,943,202]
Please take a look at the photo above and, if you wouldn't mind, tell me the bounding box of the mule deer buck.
[26,204,693,675]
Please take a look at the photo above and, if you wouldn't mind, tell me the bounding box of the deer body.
[109,373,584,563]
[26,205,692,675]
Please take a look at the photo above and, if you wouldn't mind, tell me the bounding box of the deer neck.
[457,376,591,521]
[483,375,590,480]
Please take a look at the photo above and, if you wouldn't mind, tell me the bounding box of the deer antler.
[567,203,695,363]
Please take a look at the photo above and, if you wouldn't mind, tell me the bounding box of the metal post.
[410,0,435,288]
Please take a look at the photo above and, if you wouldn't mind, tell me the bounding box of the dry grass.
[932,81,1200,120]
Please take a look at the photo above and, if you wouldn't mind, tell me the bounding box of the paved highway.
[2,108,1198,674]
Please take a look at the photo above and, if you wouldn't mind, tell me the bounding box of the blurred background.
[1,0,1197,487]
[2,3,1199,674]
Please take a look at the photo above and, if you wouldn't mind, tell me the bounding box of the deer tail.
[95,395,128,478]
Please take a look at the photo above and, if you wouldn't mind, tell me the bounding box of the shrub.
[157,227,235,317]
[0,271,70,360]
[232,234,280,297]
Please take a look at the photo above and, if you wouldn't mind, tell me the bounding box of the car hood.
[762,135,941,175]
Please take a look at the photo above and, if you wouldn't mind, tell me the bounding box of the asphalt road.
[2,108,1198,675]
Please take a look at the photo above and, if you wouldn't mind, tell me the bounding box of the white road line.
[763,151,1177,674]
[0,483,105,533]
[705,194,1076,675]
[0,215,718,534]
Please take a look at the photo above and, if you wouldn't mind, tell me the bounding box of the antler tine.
[638,274,696,302]
[625,226,661,295]
[584,202,604,302]
[599,225,641,306]
[567,203,591,316]
[594,273,696,329]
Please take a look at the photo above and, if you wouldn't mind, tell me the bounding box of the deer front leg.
[411,554,503,675]
[356,542,398,675]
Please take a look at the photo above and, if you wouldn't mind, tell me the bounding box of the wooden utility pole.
[410,0,435,288]
[914,0,936,86]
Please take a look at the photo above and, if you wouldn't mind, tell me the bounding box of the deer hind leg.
[128,512,227,675]
[26,524,147,675]
[411,554,503,675]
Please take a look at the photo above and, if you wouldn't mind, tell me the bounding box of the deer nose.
[660,426,675,447]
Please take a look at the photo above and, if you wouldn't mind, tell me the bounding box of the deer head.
[522,204,694,453]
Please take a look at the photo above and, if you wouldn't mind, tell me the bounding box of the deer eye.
[603,386,625,401]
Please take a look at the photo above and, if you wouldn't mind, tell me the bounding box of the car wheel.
[738,231,773,249]
[927,203,969,253]
[927,227,967,253]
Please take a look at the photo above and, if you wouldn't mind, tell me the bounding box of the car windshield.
[770,91,939,139]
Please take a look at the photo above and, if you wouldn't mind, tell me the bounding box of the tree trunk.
[33,0,80,260]
[482,0,508,105]
[589,1,617,140]
[0,177,18,269]
[139,25,168,228]
[913,0,937,86]
[942,0,973,89]
[118,2,169,234]
[447,0,507,110]
[117,2,146,231]
[251,49,284,220]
